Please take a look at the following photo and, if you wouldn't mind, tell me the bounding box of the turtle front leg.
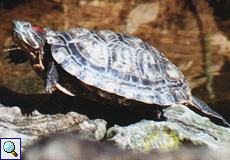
[45,61,58,94]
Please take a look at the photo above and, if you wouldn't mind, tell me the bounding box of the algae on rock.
[107,104,230,152]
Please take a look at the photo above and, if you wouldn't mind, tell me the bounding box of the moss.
[130,125,181,152]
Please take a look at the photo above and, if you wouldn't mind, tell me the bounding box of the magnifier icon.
[3,141,18,157]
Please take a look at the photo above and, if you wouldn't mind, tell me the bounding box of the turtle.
[4,20,229,127]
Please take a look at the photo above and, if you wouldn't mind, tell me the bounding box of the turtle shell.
[46,28,191,106]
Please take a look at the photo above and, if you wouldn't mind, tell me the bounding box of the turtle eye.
[23,22,30,30]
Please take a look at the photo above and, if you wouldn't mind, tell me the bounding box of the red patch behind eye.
[31,25,46,34]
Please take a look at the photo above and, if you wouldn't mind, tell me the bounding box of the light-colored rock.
[107,104,230,152]
[211,34,230,55]
[0,104,229,153]
[126,2,159,34]
[0,106,107,151]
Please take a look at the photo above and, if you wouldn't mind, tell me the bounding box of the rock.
[211,34,230,55]
[0,102,229,153]
[107,104,230,151]
[0,106,107,151]
[126,2,160,34]
[23,134,230,160]
[23,135,136,160]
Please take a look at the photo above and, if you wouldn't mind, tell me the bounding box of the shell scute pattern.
[138,49,163,80]
[162,58,184,81]
[122,34,146,49]
[51,45,71,64]
[67,28,91,40]
[111,44,135,74]
[48,28,191,105]
[171,88,188,103]
[77,39,108,67]
[95,30,119,43]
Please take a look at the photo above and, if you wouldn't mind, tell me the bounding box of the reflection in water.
[204,31,215,100]
[193,58,230,123]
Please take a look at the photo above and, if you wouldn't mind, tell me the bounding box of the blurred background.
[0,0,230,115]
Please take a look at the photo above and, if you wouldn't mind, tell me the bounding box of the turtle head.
[12,20,46,70]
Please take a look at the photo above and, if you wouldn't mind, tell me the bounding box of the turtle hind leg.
[45,61,58,93]
[191,96,230,127]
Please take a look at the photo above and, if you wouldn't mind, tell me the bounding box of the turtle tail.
[191,96,230,127]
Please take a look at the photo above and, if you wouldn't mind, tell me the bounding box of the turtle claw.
[4,45,28,64]
[3,44,21,52]
[45,84,56,94]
